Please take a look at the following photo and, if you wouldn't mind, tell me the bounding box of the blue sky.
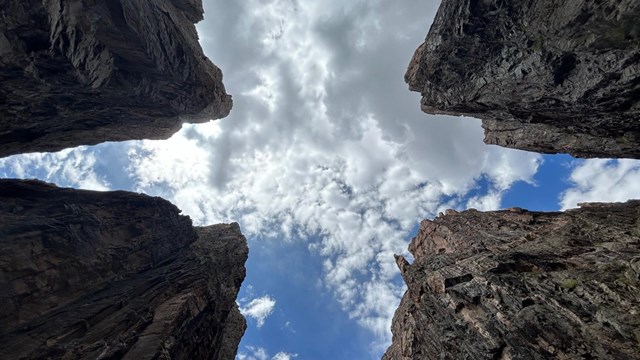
[2,1,640,359]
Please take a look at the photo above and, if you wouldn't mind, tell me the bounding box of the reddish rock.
[384,202,640,359]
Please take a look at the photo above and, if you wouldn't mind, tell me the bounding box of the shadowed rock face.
[383,203,640,359]
[0,179,247,360]
[0,0,231,157]
[406,0,640,158]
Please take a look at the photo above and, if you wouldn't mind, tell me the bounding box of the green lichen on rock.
[560,279,578,290]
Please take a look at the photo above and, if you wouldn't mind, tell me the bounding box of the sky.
[2,0,640,359]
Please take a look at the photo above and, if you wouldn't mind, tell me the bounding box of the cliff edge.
[406,0,640,158]
[0,0,231,157]
[384,203,640,359]
[0,179,247,359]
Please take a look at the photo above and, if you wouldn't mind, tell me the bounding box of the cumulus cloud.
[0,147,111,191]
[237,347,297,360]
[560,159,640,209]
[240,295,277,328]
[0,0,544,351]
[237,346,269,360]
[272,352,298,360]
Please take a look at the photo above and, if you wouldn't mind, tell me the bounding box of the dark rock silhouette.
[0,179,247,359]
[0,1,245,358]
[0,0,231,157]
[406,0,640,158]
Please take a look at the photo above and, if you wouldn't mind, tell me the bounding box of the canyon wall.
[0,1,247,358]
[406,0,640,158]
[0,179,247,359]
[0,0,231,157]
[389,0,640,358]
[384,202,640,359]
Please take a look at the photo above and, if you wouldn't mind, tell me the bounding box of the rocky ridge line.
[383,202,640,359]
[406,0,640,158]
[0,179,247,359]
[0,0,232,157]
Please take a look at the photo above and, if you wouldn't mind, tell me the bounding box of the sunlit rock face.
[0,0,231,157]
[406,0,640,158]
[384,202,640,359]
[0,180,247,360]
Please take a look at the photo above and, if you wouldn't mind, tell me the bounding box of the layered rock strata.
[0,179,247,360]
[406,0,640,158]
[0,0,231,157]
[384,202,640,359]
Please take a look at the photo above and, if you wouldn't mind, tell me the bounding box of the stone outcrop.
[0,0,231,158]
[0,179,247,360]
[384,202,640,359]
[406,0,640,158]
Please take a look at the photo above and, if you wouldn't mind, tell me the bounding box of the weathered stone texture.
[406,0,640,158]
[384,202,640,359]
[0,0,231,157]
[0,179,247,360]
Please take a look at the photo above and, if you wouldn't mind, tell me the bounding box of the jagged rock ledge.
[406,0,640,158]
[0,0,231,157]
[0,179,247,360]
[384,202,640,359]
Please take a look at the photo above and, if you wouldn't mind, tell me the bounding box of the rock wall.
[0,0,231,157]
[406,0,640,158]
[384,202,640,359]
[0,179,247,360]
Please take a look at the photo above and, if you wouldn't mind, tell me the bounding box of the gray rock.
[384,202,640,359]
[406,0,640,158]
[0,179,247,360]
[0,0,231,157]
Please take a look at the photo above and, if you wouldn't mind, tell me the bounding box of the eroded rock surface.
[407,0,640,158]
[0,0,231,157]
[0,179,247,360]
[384,202,640,359]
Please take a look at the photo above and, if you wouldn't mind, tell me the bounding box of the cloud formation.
[240,295,277,328]
[237,347,298,360]
[237,346,269,360]
[0,147,110,191]
[272,352,298,360]
[560,159,640,209]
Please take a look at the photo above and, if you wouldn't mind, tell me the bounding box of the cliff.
[0,0,231,157]
[384,202,640,359]
[0,179,247,360]
[406,0,640,158]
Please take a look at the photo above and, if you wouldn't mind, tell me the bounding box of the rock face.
[406,0,640,158]
[384,203,640,359]
[0,0,231,157]
[0,179,247,360]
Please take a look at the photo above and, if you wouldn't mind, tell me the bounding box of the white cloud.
[0,147,110,191]
[240,295,276,328]
[236,347,297,360]
[282,321,296,333]
[237,346,269,360]
[560,159,640,209]
[466,190,502,211]
[272,352,298,360]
